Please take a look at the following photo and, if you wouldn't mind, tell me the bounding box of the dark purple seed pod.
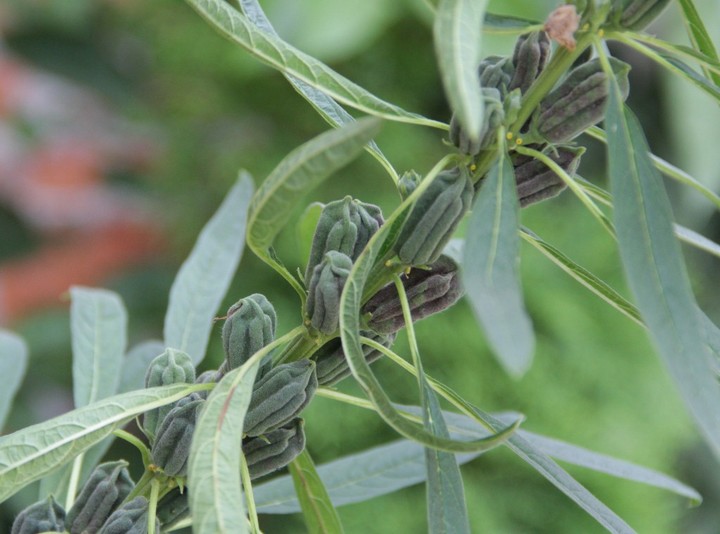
[363,255,464,334]
[509,31,551,94]
[305,251,353,334]
[150,393,204,477]
[477,55,515,93]
[512,145,584,207]
[243,418,306,479]
[11,496,65,534]
[222,294,276,376]
[449,88,505,156]
[98,497,158,534]
[65,461,134,534]
[313,331,396,386]
[244,360,317,437]
[609,0,672,30]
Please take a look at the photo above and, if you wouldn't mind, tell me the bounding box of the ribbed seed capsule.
[509,31,551,94]
[305,251,353,334]
[151,393,204,477]
[243,418,306,479]
[65,461,134,534]
[477,55,515,93]
[194,368,221,400]
[313,331,396,386]
[156,489,189,528]
[396,168,474,266]
[222,294,276,375]
[98,497,158,534]
[512,145,585,207]
[449,88,505,156]
[609,0,672,30]
[363,255,464,334]
[535,57,630,143]
[305,196,383,284]
[143,349,195,441]
[244,360,317,437]
[11,496,65,534]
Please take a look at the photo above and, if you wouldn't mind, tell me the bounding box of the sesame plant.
[2,0,720,532]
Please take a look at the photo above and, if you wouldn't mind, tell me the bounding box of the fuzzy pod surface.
[609,0,672,29]
[244,359,317,437]
[305,251,353,334]
[512,145,585,207]
[535,57,630,143]
[243,418,306,479]
[398,170,422,200]
[305,196,383,284]
[155,489,189,528]
[222,293,276,374]
[65,461,134,534]
[509,31,551,94]
[11,496,65,534]
[98,497,158,534]
[396,168,474,266]
[142,348,195,441]
[313,331,396,386]
[477,55,515,93]
[150,393,204,477]
[449,87,505,156]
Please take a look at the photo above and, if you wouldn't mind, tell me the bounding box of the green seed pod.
[512,145,585,207]
[243,418,306,480]
[65,461,134,534]
[305,251,353,334]
[305,196,384,284]
[398,170,422,201]
[313,331,396,386]
[98,497,158,534]
[151,393,204,477]
[363,255,464,334]
[509,31,551,94]
[222,294,276,374]
[155,489,189,528]
[449,88,505,156]
[142,348,195,441]
[244,360,317,437]
[609,0,671,30]
[395,168,473,266]
[194,368,221,399]
[477,55,515,93]
[11,496,65,534]
[535,57,630,143]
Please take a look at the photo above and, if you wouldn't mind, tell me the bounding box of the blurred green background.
[1,0,719,532]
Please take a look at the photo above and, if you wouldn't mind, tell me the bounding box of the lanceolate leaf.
[605,76,720,459]
[434,0,487,141]
[0,383,204,504]
[483,13,540,34]
[289,449,345,534]
[464,154,534,377]
[185,0,443,129]
[188,358,260,534]
[676,0,720,86]
[164,173,254,365]
[0,330,28,430]
[70,287,127,408]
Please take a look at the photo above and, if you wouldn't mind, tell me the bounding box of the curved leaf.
[464,153,534,377]
[676,0,720,86]
[70,287,127,408]
[0,330,28,430]
[483,13,540,34]
[289,449,344,534]
[0,383,204,504]
[119,340,166,394]
[433,0,487,141]
[185,0,443,129]
[164,172,254,364]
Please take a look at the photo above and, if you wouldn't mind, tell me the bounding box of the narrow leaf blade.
[0,330,28,430]
[164,173,254,364]
[289,449,345,534]
[483,13,540,34]
[677,0,720,86]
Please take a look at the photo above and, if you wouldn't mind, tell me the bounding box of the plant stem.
[241,455,261,534]
[64,453,85,510]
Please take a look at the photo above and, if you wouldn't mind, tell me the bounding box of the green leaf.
[674,224,720,260]
[677,0,720,86]
[247,118,381,297]
[298,202,324,268]
[187,358,260,534]
[119,340,166,394]
[605,75,720,458]
[185,0,443,129]
[463,153,534,377]
[433,0,487,141]
[70,287,127,408]
[289,449,345,534]
[483,12,541,34]
[0,383,203,504]
[0,330,28,430]
[164,173,254,365]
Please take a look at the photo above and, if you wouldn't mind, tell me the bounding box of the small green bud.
[11,496,65,534]
[244,360,318,437]
[313,331,396,386]
[398,170,422,200]
[535,57,630,143]
[243,418,306,480]
[156,489,189,529]
[449,88,505,156]
[151,393,204,477]
[305,251,353,334]
[222,294,276,374]
[305,197,383,284]
[364,255,464,334]
[66,461,134,534]
[509,31,551,94]
[609,0,671,30]
[98,497,158,534]
[512,145,585,207]
[395,168,473,266]
[477,56,515,93]
[142,348,195,442]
